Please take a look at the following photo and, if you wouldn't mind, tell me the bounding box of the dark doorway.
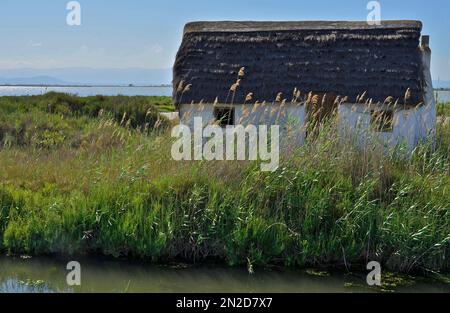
[214,107,235,127]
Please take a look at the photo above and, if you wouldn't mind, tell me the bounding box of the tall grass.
[0,93,172,148]
[437,102,450,117]
[0,93,449,273]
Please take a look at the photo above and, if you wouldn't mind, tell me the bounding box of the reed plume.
[275,92,282,103]
[245,92,253,103]
[404,88,411,107]
[177,80,185,93]
[238,67,245,77]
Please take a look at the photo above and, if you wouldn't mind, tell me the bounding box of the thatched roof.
[173,21,425,107]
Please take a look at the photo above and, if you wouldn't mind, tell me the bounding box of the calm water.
[436,90,450,102]
[0,86,449,102]
[0,86,172,97]
[0,256,449,293]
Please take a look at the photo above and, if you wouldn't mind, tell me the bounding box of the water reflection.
[0,256,449,293]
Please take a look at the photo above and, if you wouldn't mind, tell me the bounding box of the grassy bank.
[438,102,450,117]
[0,93,449,274]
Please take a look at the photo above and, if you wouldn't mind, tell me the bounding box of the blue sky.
[0,0,449,80]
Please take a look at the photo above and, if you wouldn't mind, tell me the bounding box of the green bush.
[0,188,14,250]
[0,93,173,148]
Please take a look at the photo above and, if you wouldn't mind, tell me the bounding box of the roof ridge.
[184,20,423,34]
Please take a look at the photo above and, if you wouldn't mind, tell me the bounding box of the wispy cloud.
[28,40,43,48]
[151,44,164,55]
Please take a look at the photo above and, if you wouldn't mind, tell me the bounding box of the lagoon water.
[0,85,172,97]
[436,90,450,102]
[0,256,449,293]
[1,86,450,102]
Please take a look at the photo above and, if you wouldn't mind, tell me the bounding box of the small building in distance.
[173,20,436,150]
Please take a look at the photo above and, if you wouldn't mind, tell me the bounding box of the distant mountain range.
[0,68,449,89]
[0,75,70,86]
[0,68,172,86]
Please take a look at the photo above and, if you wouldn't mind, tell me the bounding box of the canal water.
[0,256,449,293]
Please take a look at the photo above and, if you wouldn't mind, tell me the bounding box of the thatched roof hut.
[173,20,425,107]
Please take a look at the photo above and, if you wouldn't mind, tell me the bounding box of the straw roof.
[173,21,425,107]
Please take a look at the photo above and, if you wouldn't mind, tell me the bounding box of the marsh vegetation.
[0,93,449,275]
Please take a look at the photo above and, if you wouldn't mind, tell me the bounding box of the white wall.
[180,103,307,146]
[337,103,435,152]
[179,103,215,129]
[420,41,437,140]
[180,101,435,152]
